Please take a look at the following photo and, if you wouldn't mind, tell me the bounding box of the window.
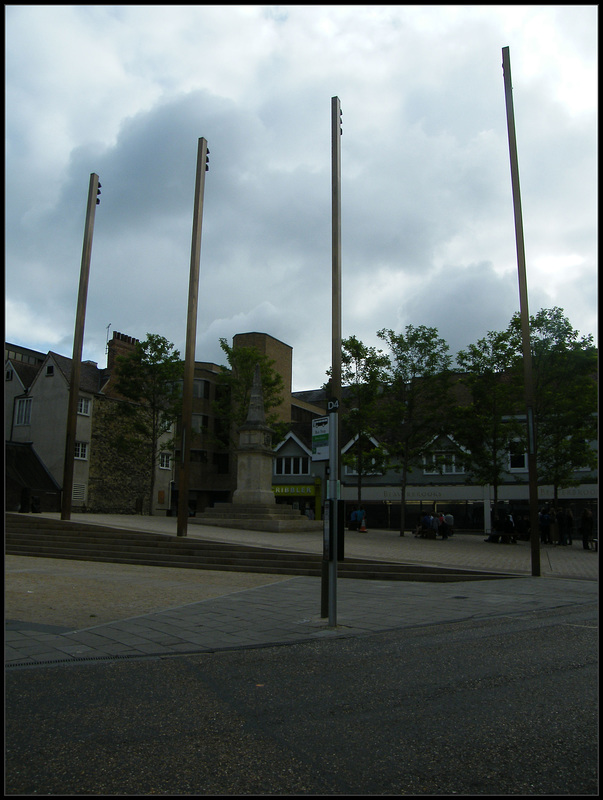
[192,414,209,433]
[442,458,464,475]
[509,441,527,471]
[341,436,384,476]
[45,365,54,376]
[159,453,171,469]
[343,459,382,477]
[74,442,88,460]
[15,397,32,426]
[424,452,465,475]
[193,379,211,399]
[274,456,310,476]
[6,369,13,381]
[77,397,91,415]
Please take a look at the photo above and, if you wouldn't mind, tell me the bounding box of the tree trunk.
[148,414,157,516]
[148,446,156,516]
[399,463,408,536]
[356,444,362,504]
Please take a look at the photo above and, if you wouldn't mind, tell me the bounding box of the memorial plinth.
[191,364,320,532]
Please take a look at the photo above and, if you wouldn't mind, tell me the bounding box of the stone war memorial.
[192,364,320,532]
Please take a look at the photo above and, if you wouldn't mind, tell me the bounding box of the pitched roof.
[46,352,106,393]
[6,359,39,391]
[292,388,327,406]
[5,442,61,493]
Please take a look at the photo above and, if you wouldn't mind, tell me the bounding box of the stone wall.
[87,395,151,514]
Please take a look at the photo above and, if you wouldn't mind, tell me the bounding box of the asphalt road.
[5,602,598,796]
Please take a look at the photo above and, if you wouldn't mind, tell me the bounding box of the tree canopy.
[334,309,596,527]
[376,325,453,534]
[508,307,597,503]
[455,328,524,506]
[339,335,389,503]
[213,337,287,449]
[111,333,183,514]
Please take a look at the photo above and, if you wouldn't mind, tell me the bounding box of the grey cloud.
[5,7,596,391]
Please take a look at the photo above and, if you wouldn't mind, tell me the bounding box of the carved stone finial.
[245,363,266,424]
[233,362,275,506]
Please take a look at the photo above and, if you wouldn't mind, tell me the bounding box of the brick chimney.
[106,331,139,373]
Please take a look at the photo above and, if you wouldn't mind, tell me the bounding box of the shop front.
[273,479,323,520]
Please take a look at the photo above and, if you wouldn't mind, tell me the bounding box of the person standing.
[421,512,433,538]
[485,508,503,543]
[550,508,559,545]
[563,507,574,546]
[580,508,594,550]
[501,513,516,544]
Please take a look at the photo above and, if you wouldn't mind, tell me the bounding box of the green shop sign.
[273,484,316,496]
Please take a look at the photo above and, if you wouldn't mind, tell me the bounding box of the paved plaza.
[5,512,598,669]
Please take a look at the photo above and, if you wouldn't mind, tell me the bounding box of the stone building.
[171,332,327,515]
[5,331,327,517]
[7,331,594,531]
[5,334,173,515]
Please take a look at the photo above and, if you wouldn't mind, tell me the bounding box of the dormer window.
[274,456,310,476]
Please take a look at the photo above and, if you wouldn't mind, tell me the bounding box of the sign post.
[314,414,331,618]
[327,398,339,626]
[311,416,330,461]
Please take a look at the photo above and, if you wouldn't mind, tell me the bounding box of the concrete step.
[193,504,320,532]
[209,502,306,516]
[5,513,515,582]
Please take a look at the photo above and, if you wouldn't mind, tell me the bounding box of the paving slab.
[5,512,598,669]
[5,574,598,668]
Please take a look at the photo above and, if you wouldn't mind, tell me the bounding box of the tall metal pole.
[329,96,343,625]
[502,46,541,576]
[177,138,209,536]
[61,173,100,520]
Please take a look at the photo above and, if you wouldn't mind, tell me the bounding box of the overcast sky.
[5,5,597,390]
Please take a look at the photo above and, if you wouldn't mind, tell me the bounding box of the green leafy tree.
[213,337,287,450]
[338,336,389,504]
[112,334,183,514]
[377,325,453,535]
[454,328,524,508]
[508,307,597,505]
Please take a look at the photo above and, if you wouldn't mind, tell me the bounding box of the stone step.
[194,503,320,531]
[5,513,515,583]
[7,530,495,574]
[211,502,305,516]
[191,518,319,533]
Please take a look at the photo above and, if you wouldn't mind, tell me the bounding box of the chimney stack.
[106,331,139,373]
